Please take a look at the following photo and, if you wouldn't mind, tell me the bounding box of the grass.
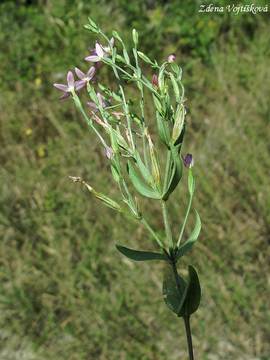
[0,2,269,359]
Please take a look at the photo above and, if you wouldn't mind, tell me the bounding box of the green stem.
[171,260,195,360]
[104,59,159,97]
[184,316,194,360]
[171,259,182,295]
[177,190,193,247]
[72,94,108,149]
[161,200,173,248]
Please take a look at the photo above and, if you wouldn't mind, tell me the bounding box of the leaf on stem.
[127,161,161,199]
[163,264,201,317]
[176,210,201,260]
[163,266,188,316]
[184,265,201,316]
[116,245,167,261]
[162,144,182,200]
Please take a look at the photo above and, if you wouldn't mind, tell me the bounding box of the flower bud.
[132,29,138,46]
[151,74,159,88]
[183,153,194,168]
[167,54,176,63]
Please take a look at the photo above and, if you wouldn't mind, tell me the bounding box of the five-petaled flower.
[85,38,114,63]
[75,66,96,89]
[183,153,194,168]
[53,71,82,100]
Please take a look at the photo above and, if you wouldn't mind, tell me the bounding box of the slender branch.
[141,218,163,248]
[72,93,108,149]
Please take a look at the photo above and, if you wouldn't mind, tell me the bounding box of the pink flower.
[74,66,96,89]
[85,38,114,63]
[53,71,82,100]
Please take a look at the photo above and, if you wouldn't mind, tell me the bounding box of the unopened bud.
[151,74,159,88]
[167,54,176,63]
[183,153,194,168]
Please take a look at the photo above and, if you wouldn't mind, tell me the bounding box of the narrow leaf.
[172,104,185,144]
[116,245,167,261]
[176,210,201,260]
[137,51,152,64]
[156,112,170,147]
[184,265,201,316]
[169,72,180,102]
[127,161,161,199]
[162,144,182,200]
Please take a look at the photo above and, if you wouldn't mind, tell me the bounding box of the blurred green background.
[0,0,269,359]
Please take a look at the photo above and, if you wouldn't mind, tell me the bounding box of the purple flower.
[151,74,159,88]
[74,66,96,89]
[167,54,176,63]
[183,153,194,168]
[53,71,81,100]
[85,38,114,63]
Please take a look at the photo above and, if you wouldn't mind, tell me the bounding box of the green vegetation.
[0,1,269,359]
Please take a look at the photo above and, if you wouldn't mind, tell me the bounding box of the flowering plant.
[54,18,201,360]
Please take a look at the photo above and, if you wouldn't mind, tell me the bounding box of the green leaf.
[174,122,185,146]
[83,182,121,212]
[158,64,166,92]
[156,112,170,147]
[163,265,201,317]
[184,265,201,316]
[163,266,188,316]
[162,144,182,200]
[170,62,179,75]
[152,94,163,114]
[123,48,130,65]
[116,245,167,261]
[137,51,152,64]
[169,72,180,102]
[176,210,201,260]
[135,153,153,185]
[172,104,185,144]
[127,161,161,199]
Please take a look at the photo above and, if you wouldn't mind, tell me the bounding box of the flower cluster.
[53,21,198,243]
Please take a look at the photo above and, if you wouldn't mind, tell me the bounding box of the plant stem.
[171,260,195,360]
[161,200,173,248]
[141,218,163,248]
[184,316,194,360]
